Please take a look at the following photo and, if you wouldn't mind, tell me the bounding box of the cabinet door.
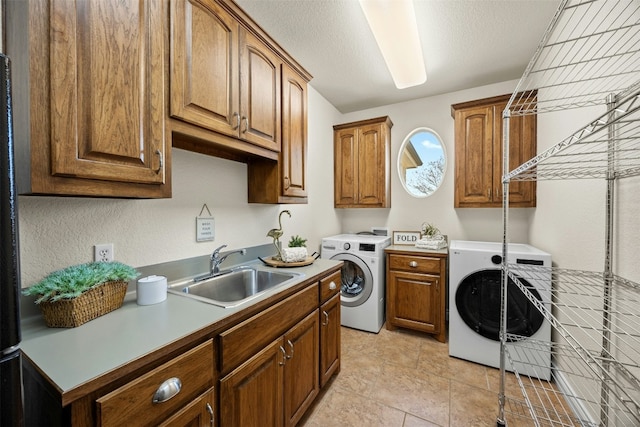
[49,0,165,185]
[454,105,494,207]
[281,64,308,198]
[334,127,358,206]
[170,0,240,137]
[240,29,281,151]
[159,388,215,427]
[220,339,284,427]
[494,102,537,206]
[357,123,388,206]
[320,293,341,387]
[388,270,441,335]
[283,310,319,427]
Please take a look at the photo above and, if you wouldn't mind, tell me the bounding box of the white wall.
[17,86,343,286]
[337,79,533,243]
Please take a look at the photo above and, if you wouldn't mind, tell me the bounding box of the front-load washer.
[321,234,391,333]
[449,240,552,380]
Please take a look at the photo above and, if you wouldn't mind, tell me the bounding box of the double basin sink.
[167,265,303,308]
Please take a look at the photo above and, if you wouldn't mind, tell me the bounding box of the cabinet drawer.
[96,340,215,427]
[319,270,341,303]
[388,254,441,274]
[219,284,318,375]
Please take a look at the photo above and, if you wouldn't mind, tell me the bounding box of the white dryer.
[321,234,391,333]
[449,240,552,380]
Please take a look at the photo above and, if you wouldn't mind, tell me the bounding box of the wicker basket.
[38,280,128,328]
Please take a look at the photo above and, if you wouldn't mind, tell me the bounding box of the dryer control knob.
[343,243,351,250]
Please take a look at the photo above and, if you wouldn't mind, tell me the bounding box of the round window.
[397,128,446,198]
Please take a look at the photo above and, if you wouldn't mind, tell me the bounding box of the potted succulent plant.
[23,261,139,328]
[421,222,441,238]
[281,235,308,263]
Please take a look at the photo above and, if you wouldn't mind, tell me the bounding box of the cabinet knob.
[409,261,418,268]
[152,377,182,404]
[241,116,248,133]
[284,176,290,190]
[329,281,337,290]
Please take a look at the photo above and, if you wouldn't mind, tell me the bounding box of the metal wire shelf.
[505,88,640,181]
[500,2,640,425]
[504,337,639,426]
[505,0,640,117]
[504,264,640,426]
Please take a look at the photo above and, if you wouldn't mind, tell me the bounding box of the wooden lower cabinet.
[220,338,284,426]
[220,310,319,427]
[319,293,341,387]
[385,247,448,343]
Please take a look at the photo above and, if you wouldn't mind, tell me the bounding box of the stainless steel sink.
[167,266,302,308]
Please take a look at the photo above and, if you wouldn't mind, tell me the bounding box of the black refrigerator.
[0,52,25,426]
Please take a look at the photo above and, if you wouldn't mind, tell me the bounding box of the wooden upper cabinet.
[333,116,393,208]
[240,29,282,152]
[7,0,170,198]
[452,94,536,208]
[279,64,307,198]
[170,0,282,153]
[247,64,308,204]
[170,0,240,138]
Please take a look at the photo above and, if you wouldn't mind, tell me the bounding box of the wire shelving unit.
[499,1,640,426]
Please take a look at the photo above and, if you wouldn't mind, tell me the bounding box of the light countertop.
[20,257,342,402]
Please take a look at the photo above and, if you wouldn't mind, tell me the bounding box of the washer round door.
[455,269,544,341]
[330,253,373,307]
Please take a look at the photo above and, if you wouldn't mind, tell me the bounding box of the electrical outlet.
[94,243,114,262]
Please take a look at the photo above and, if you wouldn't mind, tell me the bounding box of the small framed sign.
[393,231,421,245]
[196,217,215,242]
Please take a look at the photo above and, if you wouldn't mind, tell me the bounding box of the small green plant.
[288,235,307,247]
[23,261,139,304]
[421,222,440,238]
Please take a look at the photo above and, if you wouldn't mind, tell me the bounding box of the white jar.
[136,275,167,305]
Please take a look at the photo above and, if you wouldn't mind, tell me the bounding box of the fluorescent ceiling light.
[359,0,426,89]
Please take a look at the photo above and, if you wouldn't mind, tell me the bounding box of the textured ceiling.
[235,0,560,113]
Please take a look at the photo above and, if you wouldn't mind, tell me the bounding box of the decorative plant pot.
[281,247,308,263]
[38,280,128,328]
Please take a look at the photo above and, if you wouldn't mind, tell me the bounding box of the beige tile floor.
[300,324,537,427]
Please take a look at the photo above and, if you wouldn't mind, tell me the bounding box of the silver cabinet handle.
[152,377,182,404]
[322,310,329,326]
[286,339,294,359]
[241,116,248,133]
[232,112,240,130]
[206,402,214,426]
[279,345,287,365]
[283,176,290,190]
[154,149,163,173]
[329,281,337,290]
[409,261,418,268]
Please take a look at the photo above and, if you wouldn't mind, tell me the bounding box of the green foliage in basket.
[22,262,139,304]
[288,235,307,247]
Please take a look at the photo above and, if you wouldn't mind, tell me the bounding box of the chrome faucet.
[209,245,247,275]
